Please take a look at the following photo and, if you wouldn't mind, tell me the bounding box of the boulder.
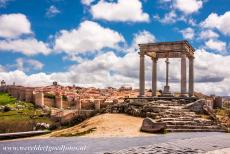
[140,117,166,133]
[35,123,50,130]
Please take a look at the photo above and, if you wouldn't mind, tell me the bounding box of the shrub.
[62,95,67,101]
[44,93,55,100]
[3,106,11,112]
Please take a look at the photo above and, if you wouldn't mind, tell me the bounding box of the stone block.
[185,99,206,114]
[214,97,223,109]
[141,117,166,133]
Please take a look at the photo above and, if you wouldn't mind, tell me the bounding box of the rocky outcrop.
[141,118,166,133]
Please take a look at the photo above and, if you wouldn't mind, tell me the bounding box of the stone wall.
[0,85,118,112]
[44,98,55,107]
[55,95,63,109]
[34,92,44,107]
[81,100,95,110]
[62,101,70,109]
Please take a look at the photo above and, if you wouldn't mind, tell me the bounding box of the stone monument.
[138,40,195,97]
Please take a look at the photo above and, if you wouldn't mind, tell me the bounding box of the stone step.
[163,120,214,125]
[167,109,190,112]
[166,128,225,132]
[163,110,197,113]
[163,121,197,125]
[160,114,201,118]
[159,117,200,121]
[154,104,182,107]
[166,125,221,129]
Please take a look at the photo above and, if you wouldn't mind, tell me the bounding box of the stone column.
[139,52,145,97]
[166,57,169,87]
[181,53,187,95]
[163,57,170,94]
[189,57,194,97]
[152,58,157,96]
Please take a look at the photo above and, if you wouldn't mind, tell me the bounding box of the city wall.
[0,85,108,111]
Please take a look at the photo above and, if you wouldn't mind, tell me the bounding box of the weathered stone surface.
[141,117,166,133]
[214,96,223,109]
[185,99,206,114]
[105,98,225,132]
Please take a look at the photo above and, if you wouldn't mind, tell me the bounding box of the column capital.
[181,52,187,58]
[151,57,158,61]
[138,51,145,56]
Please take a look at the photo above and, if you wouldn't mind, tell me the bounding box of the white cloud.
[159,11,177,24]
[173,0,203,14]
[0,13,32,38]
[205,39,226,52]
[133,30,156,45]
[81,0,95,6]
[154,11,197,25]
[90,0,149,22]
[1,48,230,95]
[194,49,230,95]
[46,5,60,17]
[0,38,51,56]
[180,27,195,40]
[0,0,12,7]
[0,70,53,87]
[200,30,219,40]
[15,58,44,72]
[126,30,156,53]
[0,65,6,72]
[201,11,230,36]
[54,20,124,54]
[1,30,230,96]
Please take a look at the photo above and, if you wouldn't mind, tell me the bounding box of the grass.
[0,92,16,105]
[216,108,230,117]
[0,92,53,133]
[215,108,230,130]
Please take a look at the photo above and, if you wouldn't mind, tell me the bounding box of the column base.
[163,85,170,94]
[180,93,189,97]
[189,95,196,98]
[162,86,173,97]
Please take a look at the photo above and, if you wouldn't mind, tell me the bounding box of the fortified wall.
[0,85,111,111]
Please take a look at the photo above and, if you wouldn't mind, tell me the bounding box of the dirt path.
[49,113,154,137]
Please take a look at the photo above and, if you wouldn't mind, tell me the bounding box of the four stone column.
[152,58,157,96]
[189,57,194,97]
[139,52,145,97]
[139,51,194,97]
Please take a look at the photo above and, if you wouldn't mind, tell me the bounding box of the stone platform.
[105,98,225,133]
[125,96,198,103]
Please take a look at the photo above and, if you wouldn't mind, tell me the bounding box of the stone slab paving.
[207,148,230,154]
[103,133,230,154]
[0,132,230,154]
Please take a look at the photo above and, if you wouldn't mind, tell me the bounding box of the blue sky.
[0,0,230,95]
